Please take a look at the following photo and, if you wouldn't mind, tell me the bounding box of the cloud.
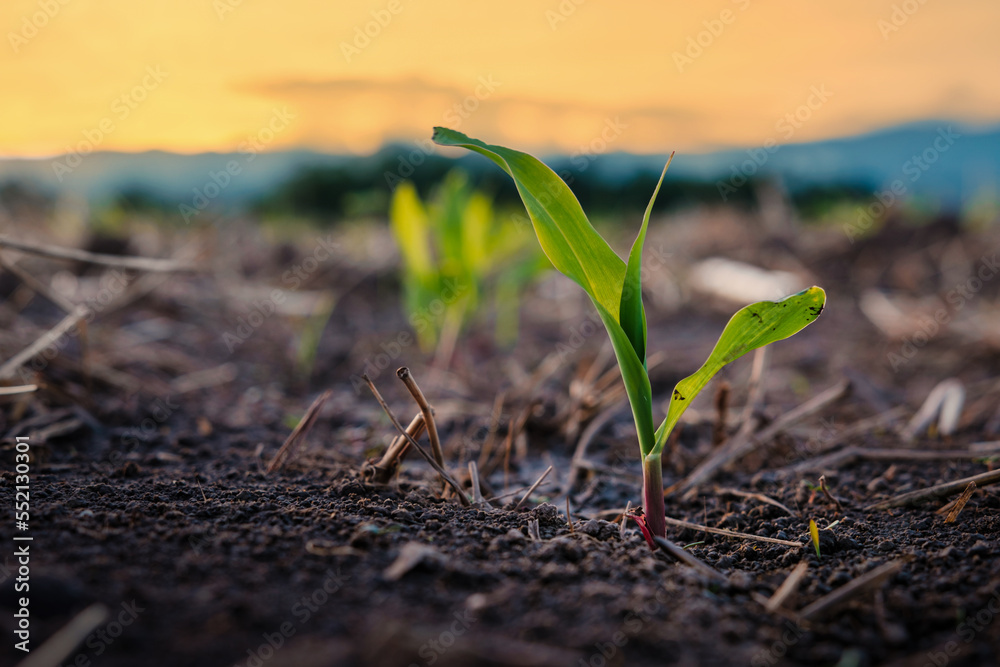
[238,76,712,154]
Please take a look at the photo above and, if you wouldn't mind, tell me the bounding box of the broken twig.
[0,307,88,381]
[713,487,798,517]
[765,561,809,613]
[514,465,554,510]
[18,604,109,667]
[865,467,1000,511]
[397,367,445,467]
[662,516,803,547]
[370,412,425,484]
[363,375,469,506]
[943,481,977,523]
[674,379,850,495]
[266,390,332,474]
[0,235,197,273]
[901,378,965,441]
[799,560,904,620]
[651,536,726,582]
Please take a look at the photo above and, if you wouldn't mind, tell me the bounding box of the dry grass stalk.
[0,384,38,397]
[866,468,1000,511]
[514,465,553,510]
[662,516,802,547]
[673,378,850,495]
[0,307,88,381]
[568,401,627,485]
[468,461,491,507]
[527,518,541,540]
[943,481,977,523]
[396,367,445,467]
[779,443,1000,477]
[818,475,843,511]
[18,604,109,667]
[0,253,78,313]
[799,560,904,620]
[901,378,965,442]
[0,234,197,273]
[713,487,798,516]
[651,536,726,582]
[765,561,810,613]
[476,390,506,469]
[370,412,425,484]
[362,375,469,506]
[619,500,631,539]
[266,389,332,474]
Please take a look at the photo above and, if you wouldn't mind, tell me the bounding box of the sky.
[1,0,999,158]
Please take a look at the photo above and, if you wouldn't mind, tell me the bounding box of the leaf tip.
[809,518,821,558]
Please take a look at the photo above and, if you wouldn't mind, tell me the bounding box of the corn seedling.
[809,519,821,558]
[390,170,546,365]
[432,127,826,545]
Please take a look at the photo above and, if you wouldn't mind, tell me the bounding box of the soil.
[2,210,1000,666]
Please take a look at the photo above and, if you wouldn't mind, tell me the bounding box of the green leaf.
[461,191,491,276]
[389,182,434,281]
[433,127,656,453]
[809,519,821,558]
[432,127,625,317]
[594,303,655,455]
[652,286,826,455]
[620,154,673,366]
[431,170,468,277]
[390,181,444,351]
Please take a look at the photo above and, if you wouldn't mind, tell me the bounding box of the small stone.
[489,529,527,551]
[383,542,444,581]
[936,545,957,560]
[390,509,415,523]
[866,477,888,492]
[969,540,991,557]
[530,502,561,525]
[505,528,527,542]
[579,519,617,540]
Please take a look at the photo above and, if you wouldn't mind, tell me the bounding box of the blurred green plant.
[390,169,547,366]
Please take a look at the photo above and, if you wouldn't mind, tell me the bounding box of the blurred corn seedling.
[390,169,547,366]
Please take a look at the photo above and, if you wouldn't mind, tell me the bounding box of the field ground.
[2,208,999,666]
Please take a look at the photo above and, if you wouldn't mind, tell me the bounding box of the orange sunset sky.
[1,0,998,158]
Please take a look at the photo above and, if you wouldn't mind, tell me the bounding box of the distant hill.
[588,121,998,207]
[1,121,997,213]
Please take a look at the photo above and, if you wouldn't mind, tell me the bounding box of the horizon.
[1,116,995,162]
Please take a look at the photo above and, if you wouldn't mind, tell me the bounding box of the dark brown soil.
[2,211,1000,666]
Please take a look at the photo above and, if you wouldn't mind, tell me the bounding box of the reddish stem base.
[641,454,666,546]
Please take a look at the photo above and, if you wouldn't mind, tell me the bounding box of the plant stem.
[642,453,666,538]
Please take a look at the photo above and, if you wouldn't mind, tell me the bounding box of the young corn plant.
[432,127,826,543]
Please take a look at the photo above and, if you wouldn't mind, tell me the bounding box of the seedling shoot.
[432,127,826,545]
